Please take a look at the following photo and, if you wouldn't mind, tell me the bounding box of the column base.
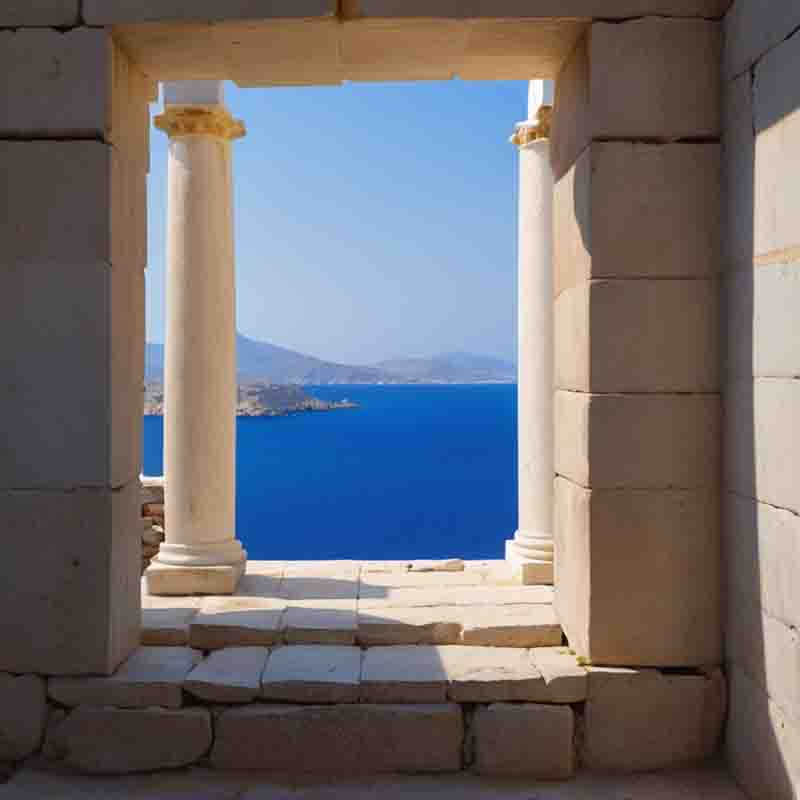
[505,539,554,586]
[144,558,246,596]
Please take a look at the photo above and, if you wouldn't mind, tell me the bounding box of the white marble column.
[145,81,247,595]
[505,81,555,585]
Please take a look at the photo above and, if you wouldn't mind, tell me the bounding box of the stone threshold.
[3,643,726,780]
[142,559,562,649]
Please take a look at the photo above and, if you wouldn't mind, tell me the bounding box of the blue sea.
[142,385,517,561]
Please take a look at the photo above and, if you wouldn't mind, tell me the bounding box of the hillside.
[145,334,516,385]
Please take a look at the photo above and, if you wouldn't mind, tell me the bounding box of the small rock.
[408,559,465,573]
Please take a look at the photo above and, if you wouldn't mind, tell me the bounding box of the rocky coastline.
[144,382,357,417]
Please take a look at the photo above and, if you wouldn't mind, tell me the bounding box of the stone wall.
[550,17,723,669]
[140,477,165,574]
[0,17,153,676]
[721,3,800,798]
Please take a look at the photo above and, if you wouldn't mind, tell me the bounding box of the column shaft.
[506,89,555,585]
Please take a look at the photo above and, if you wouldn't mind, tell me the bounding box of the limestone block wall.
[550,18,723,668]
[721,3,800,797]
[0,17,153,675]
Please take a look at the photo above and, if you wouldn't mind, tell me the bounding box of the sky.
[146,79,528,365]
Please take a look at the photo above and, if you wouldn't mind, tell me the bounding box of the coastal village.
[1,2,799,799]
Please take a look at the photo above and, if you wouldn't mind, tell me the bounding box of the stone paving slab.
[531,647,587,702]
[261,645,361,704]
[357,607,463,646]
[0,764,750,799]
[282,576,360,602]
[184,647,269,703]
[282,604,357,645]
[439,647,547,703]
[358,585,554,610]
[361,646,448,703]
[48,647,201,709]
[189,599,284,650]
[459,604,562,647]
[141,604,200,646]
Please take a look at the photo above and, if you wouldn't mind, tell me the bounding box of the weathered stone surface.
[471,704,574,778]
[211,704,463,773]
[45,707,212,774]
[591,18,720,140]
[0,30,112,139]
[0,1,79,25]
[282,603,357,645]
[591,143,721,280]
[554,144,721,297]
[555,278,720,393]
[357,0,728,19]
[83,0,335,23]
[554,477,721,667]
[583,667,725,771]
[0,141,144,491]
[189,598,284,650]
[357,607,463,646]
[140,595,200,647]
[753,31,800,262]
[555,391,720,490]
[0,675,47,762]
[358,585,552,610]
[459,604,562,648]
[361,646,448,703]
[185,647,269,704]
[0,483,139,676]
[49,647,201,709]
[722,74,755,278]
[439,647,545,703]
[550,32,589,182]
[724,493,800,631]
[282,576,359,602]
[145,560,245,597]
[261,645,361,704]
[531,647,587,702]
[552,149,591,297]
[726,665,800,800]
[724,0,800,80]
[726,379,800,515]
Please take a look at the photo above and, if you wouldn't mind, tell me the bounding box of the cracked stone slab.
[360,646,448,703]
[189,598,284,650]
[358,585,553,610]
[531,646,588,702]
[459,603,562,647]
[261,645,361,704]
[439,646,548,703]
[48,647,202,709]
[357,606,462,646]
[282,602,357,645]
[184,647,269,704]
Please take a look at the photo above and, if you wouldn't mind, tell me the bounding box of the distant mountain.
[145,334,516,385]
[377,352,517,383]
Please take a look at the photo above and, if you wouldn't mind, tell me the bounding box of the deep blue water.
[143,385,517,561]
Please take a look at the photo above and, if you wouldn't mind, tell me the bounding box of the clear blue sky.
[146,80,527,365]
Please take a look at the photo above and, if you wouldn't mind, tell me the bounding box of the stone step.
[33,647,726,779]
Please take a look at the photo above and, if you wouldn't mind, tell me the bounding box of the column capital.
[155,106,246,141]
[510,105,552,148]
